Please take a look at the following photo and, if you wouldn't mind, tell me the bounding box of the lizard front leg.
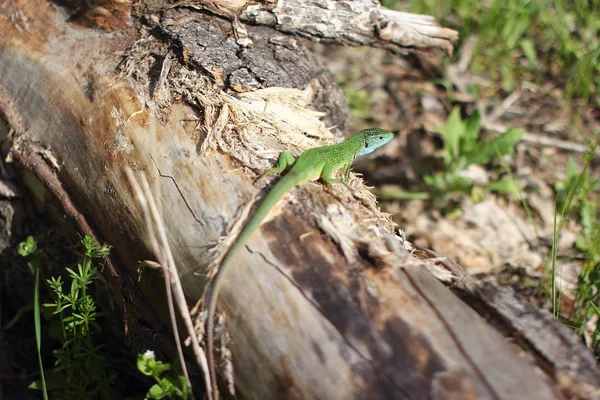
[342,164,352,182]
[320,163,344,184]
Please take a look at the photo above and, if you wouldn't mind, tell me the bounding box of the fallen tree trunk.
[1,0,598,399]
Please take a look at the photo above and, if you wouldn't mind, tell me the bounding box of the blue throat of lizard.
[355,128,395,156]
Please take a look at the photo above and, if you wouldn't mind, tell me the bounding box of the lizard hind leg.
[256,151,296,181]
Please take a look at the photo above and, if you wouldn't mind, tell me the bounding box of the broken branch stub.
[239,0,458,56]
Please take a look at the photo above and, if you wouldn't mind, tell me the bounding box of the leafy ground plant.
[137,351,190,399]
[22,235,117,399]
[424,107,523,200]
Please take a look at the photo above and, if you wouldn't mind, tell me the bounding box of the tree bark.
[0,0,598,399]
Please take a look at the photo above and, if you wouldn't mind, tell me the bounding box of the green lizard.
[204,128,394,399]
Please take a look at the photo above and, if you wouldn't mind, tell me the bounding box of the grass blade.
[34,261,49,400]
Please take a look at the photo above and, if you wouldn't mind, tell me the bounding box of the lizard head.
[356,128,395,156]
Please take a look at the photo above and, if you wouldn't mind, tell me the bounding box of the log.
[1,0,598,399]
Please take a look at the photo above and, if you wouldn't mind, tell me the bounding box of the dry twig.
[126,168,213,400]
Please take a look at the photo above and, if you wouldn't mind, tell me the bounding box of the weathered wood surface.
[0,0,598,399]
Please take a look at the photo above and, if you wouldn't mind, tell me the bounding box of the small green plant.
[27,235,116,399]
[424,107,523,199]
[553,152,600,350]
[137,351,190,399]
[18,236,48,400]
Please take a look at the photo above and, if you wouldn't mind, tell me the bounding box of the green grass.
[382,0,600,107]
[18,236,48,400]
[553,151,600,349]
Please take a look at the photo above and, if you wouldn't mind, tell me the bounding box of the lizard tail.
[206,172,300,399]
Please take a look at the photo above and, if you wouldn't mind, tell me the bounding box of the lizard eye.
[364,142,369,148]
[379,136,383,140]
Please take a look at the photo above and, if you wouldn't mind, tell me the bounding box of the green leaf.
[28,380,43,390]
[449,176,473,194]
[33,247,49,400]
[460,139,491,165]
[555,157,579,193]
[437,107,464,166]
[507,14,532,48]
[520,39,538,69]
[580,202,595,233]
[489,128,523,155]
[460,109,482,153]
[179,375,190,399]
[147,383,168,399]
[151,360,172,377]
[468,140,495,165]
[424,173,446,191]
[18,236,38,257]
[54,304,71,313]
[487,176,521,197]
[566,157,579,180]
[137,354,154,376]
[65,267,78,279]
[465,128,523,165]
